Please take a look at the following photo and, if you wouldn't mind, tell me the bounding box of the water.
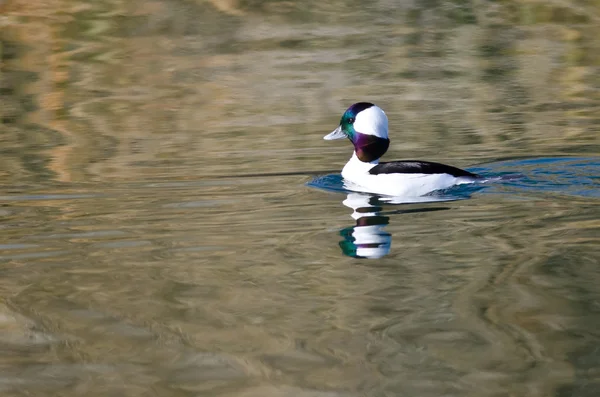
[2,1,600,396]
[309,157,599,259]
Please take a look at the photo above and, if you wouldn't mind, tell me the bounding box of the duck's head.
[324,102,390,163]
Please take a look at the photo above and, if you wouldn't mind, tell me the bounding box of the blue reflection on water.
[470,157,600,198]
[308,157,600,200]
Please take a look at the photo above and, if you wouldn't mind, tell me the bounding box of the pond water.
[1,1,600,396]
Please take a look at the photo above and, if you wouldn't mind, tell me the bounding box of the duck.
[324,102,481,197]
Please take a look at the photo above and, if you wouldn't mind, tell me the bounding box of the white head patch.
[353,106,388,138]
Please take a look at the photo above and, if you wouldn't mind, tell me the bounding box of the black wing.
[369,160,479,178]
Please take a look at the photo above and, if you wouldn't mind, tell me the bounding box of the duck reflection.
[339,193,391,259]
[338,192,453,259]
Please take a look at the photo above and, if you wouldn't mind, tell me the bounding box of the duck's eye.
[348,117,355,124]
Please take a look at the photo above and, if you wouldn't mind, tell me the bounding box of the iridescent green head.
[324,102,390,162]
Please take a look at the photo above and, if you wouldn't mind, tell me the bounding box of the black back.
[369,160,479,178]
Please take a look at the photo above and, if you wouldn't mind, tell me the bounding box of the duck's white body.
[325,103,479,197]
[341,153,476,197]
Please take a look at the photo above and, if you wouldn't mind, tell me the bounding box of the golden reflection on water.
[3,0,599,184]
[1,0,600,396]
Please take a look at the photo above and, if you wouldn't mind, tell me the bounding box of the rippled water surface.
[2,1,600,396]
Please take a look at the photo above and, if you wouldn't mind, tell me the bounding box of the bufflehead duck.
[324,102,480,196]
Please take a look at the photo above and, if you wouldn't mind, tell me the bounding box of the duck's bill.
[323,126,346,140]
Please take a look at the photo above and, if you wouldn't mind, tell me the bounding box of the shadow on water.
[339,193,454,259]
[308,156,600,259]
